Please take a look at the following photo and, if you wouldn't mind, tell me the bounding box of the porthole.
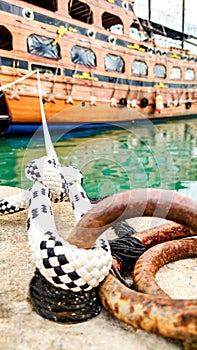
[122,1,129,11]
[108,35,116,45]
[22,7,34,21]
[87,28,96,39]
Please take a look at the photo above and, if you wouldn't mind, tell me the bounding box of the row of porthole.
[86,29,197,61]
[82,28,118,45]
[22,7,197,62]
[22,0,130,21]
[87,30,197,62]
[22,7,118,46]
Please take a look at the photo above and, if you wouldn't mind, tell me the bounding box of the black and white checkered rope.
[0,189,29,215]
[27,156,112,292]
[1,155,112,292]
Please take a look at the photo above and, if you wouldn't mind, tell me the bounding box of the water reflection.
[60,120,197,198]
[0,118,197,199]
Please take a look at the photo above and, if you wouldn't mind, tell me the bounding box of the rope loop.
[25,156,66,200]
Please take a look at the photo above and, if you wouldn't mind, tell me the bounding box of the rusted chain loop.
[68,189,197,247]
[99,255,197,347]
[133,238,197,297]
[67,189,197,347]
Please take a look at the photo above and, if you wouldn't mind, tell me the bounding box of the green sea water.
[0,118,197,200]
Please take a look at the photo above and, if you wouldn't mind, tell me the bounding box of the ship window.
[185,68,195,81]
[20,0,57,11]
[31,64,61,75]
[153,64,166,79]
[68,0,93,24]
[104,54,125,73]
[27,34,61,60]
[71,46,96,68]
[132,60,148,77]
[0,26,13,50]
[170,67,182,80]
[102,12,123,33]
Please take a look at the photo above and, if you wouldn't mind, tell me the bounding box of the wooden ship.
[0,0,197,133]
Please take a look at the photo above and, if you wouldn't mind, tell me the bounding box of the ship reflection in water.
[0,118,197,200]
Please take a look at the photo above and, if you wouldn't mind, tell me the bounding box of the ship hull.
[3,96,197,134]
[5,99,197,134]
[4,93,197,124]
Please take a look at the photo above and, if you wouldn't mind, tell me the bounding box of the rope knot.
[25,156,84,202]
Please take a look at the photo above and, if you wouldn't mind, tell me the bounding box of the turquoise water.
[0,118,197,199]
